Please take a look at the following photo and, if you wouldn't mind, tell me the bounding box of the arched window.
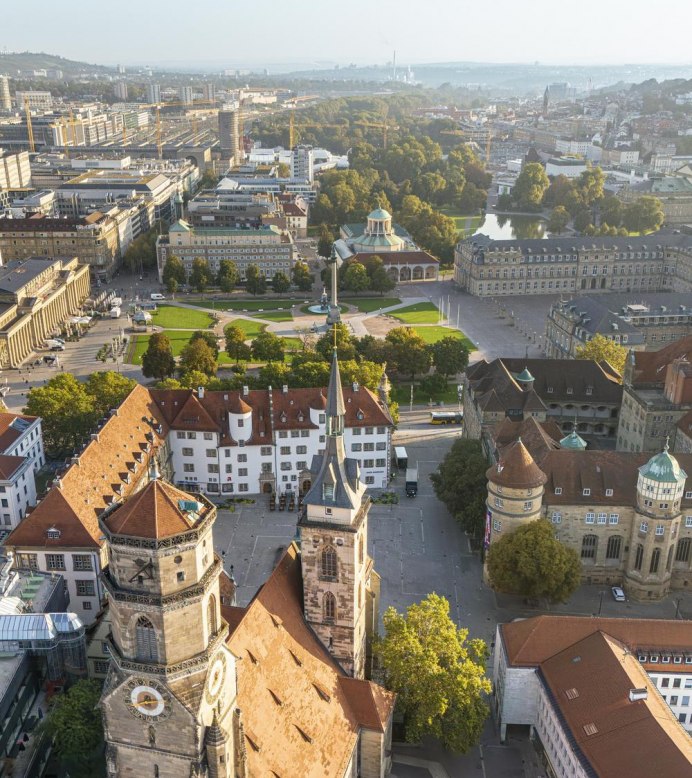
[320,546,338,580]
[634,544,644,571]
[606,535,622,560]
[323,592,336,622]
[358,536,364,566]
[667,546,674,573]
[135,616,158,662]
[207,594,218,635]
[650,547,661,574]
[676,538,691,563]
[581,534,598,560]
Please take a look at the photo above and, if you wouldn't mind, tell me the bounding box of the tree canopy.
[251,330,284,362]
[292,261,314,292]
[376,593,490,753]
[246,264,267,295]
[180,338,218,376]
[431,336,469,378]
[486,519,581,602]
[512,163,550,211]
[576,333,627,377]
[217,259,239,292]
[224,324,252,363]
[84,372,136,417]
[189,257,214,292]
[141,332,176,380]
[162,254,186,293]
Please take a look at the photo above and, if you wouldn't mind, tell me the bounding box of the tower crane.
[24,98,35,153]
[288,112,345,149]
[353,119,398,150]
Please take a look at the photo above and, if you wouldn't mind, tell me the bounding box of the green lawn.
[226,318,267,340]
[390,302,440,324]
[391,382,461,406]
[440,208,483,236]
[410,325,475,349]
[281,336,303,351]
[342,297,401,313]
[128,329,198,364]
[151,305,214,330]
[187,297,306,312]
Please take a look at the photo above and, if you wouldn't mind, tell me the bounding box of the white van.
[150,293,166,301]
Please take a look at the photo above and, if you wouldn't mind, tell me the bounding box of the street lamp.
[598,590,605,616]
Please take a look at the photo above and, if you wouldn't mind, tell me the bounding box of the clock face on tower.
[205,653,227,705]
[124,679,172,721]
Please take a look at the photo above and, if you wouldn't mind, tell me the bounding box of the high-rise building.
[218,109,241,161]
[291,144,314,183]
[145,83,161,104]
[0,76,11,111]
[203,82,216,103]
[178,86,194,105]
[114,82,128,101]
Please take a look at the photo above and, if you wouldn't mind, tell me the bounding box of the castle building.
[492,615,692,776]
[99,352,395,777]
[485,421,692,601]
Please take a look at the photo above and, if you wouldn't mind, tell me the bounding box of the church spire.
[326,349,345,437]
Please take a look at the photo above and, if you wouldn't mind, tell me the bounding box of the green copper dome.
[368,207,392,220]
[560,429,587,450]
[515,367,535,383]
[638,443,687,483]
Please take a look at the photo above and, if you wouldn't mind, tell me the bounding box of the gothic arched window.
[207,594,218,635]
[358,536,364,566]
[323,592,336,622]
[676,538,691,564]
[634,544,644,571]
[135,616,158,662]
[581,534,598,561]
[606,535,622,560]
[320,546,338,580]
[650,547,661,574]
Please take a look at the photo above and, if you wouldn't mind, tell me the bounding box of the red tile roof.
[486,439,548,489]
[0,412,36,451]
[0,455,26,480]
[631,335,692,386]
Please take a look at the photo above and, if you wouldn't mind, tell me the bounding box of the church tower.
[99,476,238,778]
[299,351,372,678]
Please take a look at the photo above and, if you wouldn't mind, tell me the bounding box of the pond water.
[472,213,551,240]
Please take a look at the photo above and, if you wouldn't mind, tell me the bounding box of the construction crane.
[24,98,35,153]
[155,106,162,159]
[353,119,398,150]
[288,112,345,149]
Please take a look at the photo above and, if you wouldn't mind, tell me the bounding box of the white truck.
[110,307,121,319]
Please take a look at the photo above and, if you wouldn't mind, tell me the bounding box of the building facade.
[0,411,44,530]
[454,233,692,298]
[156,219,297,283]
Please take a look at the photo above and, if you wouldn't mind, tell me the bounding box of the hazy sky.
[4,0,692,67]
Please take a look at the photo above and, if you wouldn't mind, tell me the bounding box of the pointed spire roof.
[205,711,227,746]
[326,349,345,421]
[487,438,548,489]
[560,428,587,450]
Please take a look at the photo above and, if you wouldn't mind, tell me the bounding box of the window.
[208,464,219,474]
[494,497,504,508]
[655,524,665,536]
[640,521,649,533]
[176,431,185,439]
[352,443,362,452]
[650,547,661,574]
[296,445,307,455]
[554,487,562,495]
[94,660,110,674]
[323,592,336,622]
[606,535,622,560]
[46,554,65,571]
[182,447,193,456]
[135,617,158,662]
[676,538,691,563]
[320,546,338,579]
[493,519,502,532]
[597,512,607,524]
[186,432,197,439]
[238,420,245,428]
[238,468,248,477]
[551,512,562,524]
[290,430,299,438]
[582,488,590,496]
[206,449,216,458]
[523,501,533,511]
[76,579,95,597]
[581,534,598,560]
[279,431,288,439]
[239,484,249,492]
[363,442,374,452]
[605,488,613,497]
[686,517,692,528]
[609,513,619,525]
[183,463,195,473]
[261,446,272,456]
[204,432,214,440]
[73,555,93,571]
[15,553,38,570]
[585,512,595,524]
[280,462,292,471]
[280,446,291,455]
[207,594,217,634]
[634,544,644,571]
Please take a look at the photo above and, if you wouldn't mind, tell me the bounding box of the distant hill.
[0,51,113,77]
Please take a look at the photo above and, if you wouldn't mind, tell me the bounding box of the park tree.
[573,208,593,233]
[252,330,285,362]
[292,261,314,292]
[317,223,334,258]
[512,163,550,211]
[419,372,448,398]
[179,338,218,376]
[257,361,292,388]
[162,254,186,293]
[576,333,627,376]
[179,369,211,389]
[431,336,470,378]
[486,519,581,602]
[289,359,331,388]
[272,271,291,293]
[542,174,575,208]
[224,324,252,363]
[141,332,176,380]
[24,374,97,458]
[622,196,664,233]
[577,166,605,205]
[430,439,488,537]
[338,358,383,391]
[376,594,490,753]
[496,192,513,211]
[189,257,213,292]
[245,264,267,295]
[363,255,396,295]
[315,323,357,361]
[189,330,219,358]
[217,259,239,292]
[84,371,136,417]
[38,680,104,778]
[384,327,430,380]
[547,205,570,234]
[600,195,623,227]
[342,261,371,293]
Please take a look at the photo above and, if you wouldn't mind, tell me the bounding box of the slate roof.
[225,543,395,777]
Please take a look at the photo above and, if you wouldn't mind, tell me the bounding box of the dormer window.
[583,488,590,496]
[46,527,61,540]
[357,411,364,420]
[605,488,613,497]
[555,487,562,495]
[323,484,334,501]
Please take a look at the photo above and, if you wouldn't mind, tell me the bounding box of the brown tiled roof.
[538,630,692,778]
[501,615,692,666]
[0,455,25,480]
[631,335,692,386]
[226,544,394,776]
[103,480,208,539]
[282,202,307,217]
[338,678,395,733]
[486,439,548,489]
[541,450,692,507]
[491,417,562,463]
[0,412,36,450]
[5,385,168,550]
[352,250,439,266]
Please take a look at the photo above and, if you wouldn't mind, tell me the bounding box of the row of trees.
[322,254,396,295]
[24,372,137,458]
[162,255,314,295]
[502,164,665,235]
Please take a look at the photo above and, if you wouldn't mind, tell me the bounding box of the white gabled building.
[150,382,394,496]
[0,412,44,531]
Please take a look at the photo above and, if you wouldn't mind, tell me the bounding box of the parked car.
[611,586,626,602]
